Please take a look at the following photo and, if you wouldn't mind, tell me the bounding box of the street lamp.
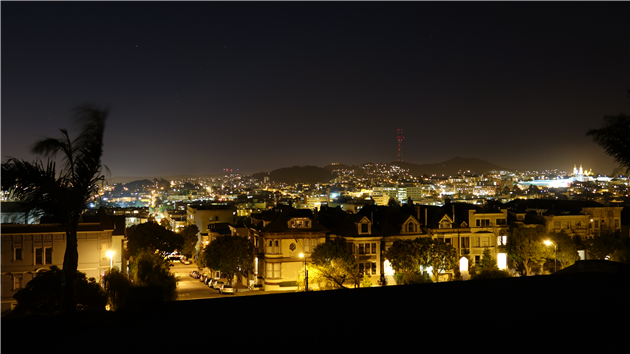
[299,253,308,292]
[106,250,115,270]
[543,240,557,273]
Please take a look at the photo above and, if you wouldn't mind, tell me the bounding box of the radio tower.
[397,129,404,161]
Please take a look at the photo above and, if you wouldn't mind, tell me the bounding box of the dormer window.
[440,220,451,229]
[289,218,311,228]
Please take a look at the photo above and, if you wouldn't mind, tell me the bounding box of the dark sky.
[2,2,629,178]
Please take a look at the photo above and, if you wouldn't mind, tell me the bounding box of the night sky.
[2,2,629,178]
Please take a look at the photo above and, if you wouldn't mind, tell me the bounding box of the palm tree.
[2,105,108,315]
[586,114,630,175]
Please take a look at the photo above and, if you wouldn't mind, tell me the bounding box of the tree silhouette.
[2,105,108,315]
[586,113,630,174]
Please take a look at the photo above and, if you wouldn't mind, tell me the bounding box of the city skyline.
[2,2,629,177]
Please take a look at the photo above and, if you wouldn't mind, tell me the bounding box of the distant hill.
[252,166,334,185]
[252,157,505,184]
[392,157,506,176]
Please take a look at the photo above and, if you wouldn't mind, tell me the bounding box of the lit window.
[13,274,23,290]
[265,263,281,279]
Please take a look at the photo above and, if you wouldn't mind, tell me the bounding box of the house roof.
[254,205,329,233]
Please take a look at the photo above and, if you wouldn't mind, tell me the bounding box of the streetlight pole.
[543,240,557,273]
[299,253,308,292]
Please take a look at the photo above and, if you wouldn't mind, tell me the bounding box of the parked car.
[219,284,236,295]
[207,278,217,288]
[180,257,192,265]
[212,280,225,290]
[190,270,200,278]
[199,274,208,282]
[204,276,214,286]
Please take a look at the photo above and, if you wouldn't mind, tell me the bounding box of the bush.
[279,281,298,287]
[13,266,107,315]
[361,274,373,288]
[471,268,511,280]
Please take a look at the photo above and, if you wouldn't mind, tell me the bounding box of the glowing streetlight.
[299,253,308,292]
[106,250,115,270]
[543,240,557,273]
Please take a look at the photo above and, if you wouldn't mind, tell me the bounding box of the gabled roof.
[254,205,328,233]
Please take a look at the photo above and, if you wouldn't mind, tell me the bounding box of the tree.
[428,239,458,282]
[129,249,178,301]
[103,267,132,311]
[383,239,422,275]
[198,235,254,284]
[585,231,622,260]
[586,114,630,174]
[126,222,184,258]
[2,105,108,315]
[12,266,107,316]
[547,231,580,269]
[384,237,456,283]
[506,224,553,276]
[471,248,510,279]
[179,224,200,258]
[159,218,172,230]
[311,238,360,289]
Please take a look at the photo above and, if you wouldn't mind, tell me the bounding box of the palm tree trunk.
[62,219,79,315]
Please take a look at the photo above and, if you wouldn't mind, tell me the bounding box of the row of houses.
[244,199,625,291]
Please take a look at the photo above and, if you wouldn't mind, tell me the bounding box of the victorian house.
[248,205,328,291]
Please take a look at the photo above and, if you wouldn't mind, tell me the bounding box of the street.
[171,262,291,300]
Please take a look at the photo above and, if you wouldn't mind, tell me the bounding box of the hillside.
[252,157,505,184]
[252,166,334,185]
[393,156,505,176]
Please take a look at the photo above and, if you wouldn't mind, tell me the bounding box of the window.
[101,243,109,261]
[35,248,43,265]
[13,274,23,290]
[445,238,451,245]
[372,262,377,274]
[303,238,317,253]
[359,244,365,255]
[496,219,507,226]
[371,243,376,254]
[497,236,507,246]
[407,223,415,232]
[266,239,280,254]
[476,219,490,227]
[359,263,364,275]
[461,237,470,248]
[265,263,281,279]
[361,223,369,234]
[14,245,22,261]
[290,218,312,228]
[474,255,481,265]
[474,237,480,247]
[440,220,451,229]
[615,219,620,229]
[554,221,561,229]
[45,247,52,264]
[481,237,489,247]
